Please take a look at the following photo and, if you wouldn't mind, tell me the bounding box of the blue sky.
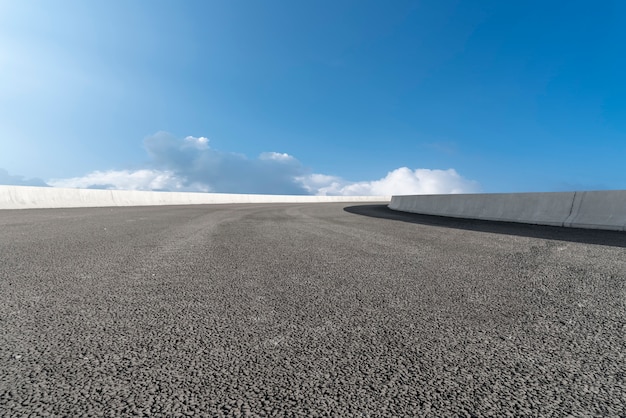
[1,0,625,195]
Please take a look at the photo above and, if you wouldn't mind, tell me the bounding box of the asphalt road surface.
[1,203,625,417]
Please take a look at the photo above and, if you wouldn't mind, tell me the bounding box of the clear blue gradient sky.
[1,0,625,195]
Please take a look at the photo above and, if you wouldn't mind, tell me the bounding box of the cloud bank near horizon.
[298,167,479,196]
[0,168,49,187]
[42,132,481,195]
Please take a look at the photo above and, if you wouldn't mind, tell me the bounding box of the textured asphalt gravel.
[1,203,625,417]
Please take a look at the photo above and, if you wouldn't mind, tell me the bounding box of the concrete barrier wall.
[389,191,626,231]
[0,185,390,210]
[564,191,626,231]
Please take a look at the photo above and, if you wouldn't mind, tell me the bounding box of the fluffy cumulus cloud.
[300,167,481,196]
[47,132,481,196]
[141,132,307,194]
[259,152,296,162]
[48,169,208,192]
[50,132,309,194]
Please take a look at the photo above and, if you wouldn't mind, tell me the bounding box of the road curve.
[1,203,625,417]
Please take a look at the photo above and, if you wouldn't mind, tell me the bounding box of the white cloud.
[47,132,480,196]
[48,169,209,192]
[140,132,308,194]
[298,167,481,196]
[259,152,295,162]
[296,173,344,195]
[183,136,210,150]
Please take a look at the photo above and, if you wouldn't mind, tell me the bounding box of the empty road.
[1,203,625,417]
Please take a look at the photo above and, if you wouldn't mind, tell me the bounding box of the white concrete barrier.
[389,191,626,231]
[0,185,389,210]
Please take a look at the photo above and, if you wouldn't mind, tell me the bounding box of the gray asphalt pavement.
[1,203,625,417]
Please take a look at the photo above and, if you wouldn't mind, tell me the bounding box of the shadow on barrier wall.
[343,204,626,248]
